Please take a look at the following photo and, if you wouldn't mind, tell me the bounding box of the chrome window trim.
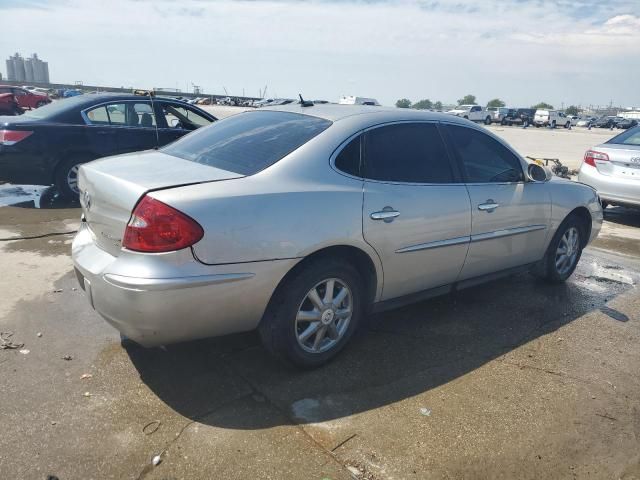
[329,130,364,181]
[81,99,154,127]
[438,120,529,183]
[329,120,462,186]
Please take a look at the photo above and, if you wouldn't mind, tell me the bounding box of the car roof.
[262,103,468,124]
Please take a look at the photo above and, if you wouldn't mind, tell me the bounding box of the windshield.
[162,111,332,175]
[606,126,640,146]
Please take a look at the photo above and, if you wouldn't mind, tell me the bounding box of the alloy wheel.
[295,278,353,354]
[555,227,580,275]
[66,164,80,194]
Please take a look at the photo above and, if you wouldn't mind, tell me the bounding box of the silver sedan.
[578,125,640,208]
[72,105,602,367]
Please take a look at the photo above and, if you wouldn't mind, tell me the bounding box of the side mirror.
[528,163,552,182]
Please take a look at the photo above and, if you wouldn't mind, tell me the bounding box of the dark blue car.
[0,93,216,198]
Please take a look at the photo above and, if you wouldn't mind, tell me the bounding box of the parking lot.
[1,121,639,479]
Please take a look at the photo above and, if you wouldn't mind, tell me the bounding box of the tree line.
[395,94,579,115]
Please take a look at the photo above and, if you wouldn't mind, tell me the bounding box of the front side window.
[363,123,454,183]
[445,124,524,183]
[160,103,211,130]
[163,111,331,175]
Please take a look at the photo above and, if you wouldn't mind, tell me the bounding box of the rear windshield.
[607,126,640,146]
[21,95,87,120]
[162,111,332,175]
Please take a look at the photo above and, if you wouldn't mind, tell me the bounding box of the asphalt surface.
[0,182,639,479]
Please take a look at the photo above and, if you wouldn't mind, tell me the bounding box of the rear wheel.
[259,259,364,368]
[551,121,556,129]
[35,100,47,108]
[484,116,491,125]
[55,157,86,199]
[565,122,570,129]
[534,215,585,283]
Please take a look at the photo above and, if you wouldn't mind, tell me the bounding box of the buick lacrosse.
[72,105,602,367]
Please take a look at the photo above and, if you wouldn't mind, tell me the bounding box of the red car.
[0,86,51,110]
[0,93,22,116]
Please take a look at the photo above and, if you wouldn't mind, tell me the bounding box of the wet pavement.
[0,185,639,479]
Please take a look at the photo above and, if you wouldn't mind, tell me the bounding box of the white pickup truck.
[446,104,492,124]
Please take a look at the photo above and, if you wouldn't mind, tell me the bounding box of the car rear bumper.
[578,165,640,207]
[71,223,298,347]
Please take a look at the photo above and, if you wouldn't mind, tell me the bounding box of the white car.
[534,110,572,129]
[487,107,510,124]
[339,96,380,106]
[447,105,492,124]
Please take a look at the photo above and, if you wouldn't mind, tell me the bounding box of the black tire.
[259,258,364,368]
[54,156,86,199]
[551,121,556,129]
[484,116,491,125]
[463,115,469,120]
[534,214,586,283]
[501,119,507,126]
[35,101,47,108]
[565,122,570,129]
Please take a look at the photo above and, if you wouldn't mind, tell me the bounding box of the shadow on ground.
[127,255,634,429]
[604,206,640,228]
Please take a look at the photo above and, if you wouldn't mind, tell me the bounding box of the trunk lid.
[79,150,243,256]
[593,143,640,180]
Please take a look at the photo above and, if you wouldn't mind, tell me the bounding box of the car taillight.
[584,150,609,167]
[123,195,204,253]
[0,130,33,146]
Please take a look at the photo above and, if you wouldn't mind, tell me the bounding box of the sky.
[0,0,639,107]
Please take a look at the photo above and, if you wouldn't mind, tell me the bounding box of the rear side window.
[334,135,361,177]
[363,123,453,183]
[445,124,524,183]
[163,111,331,175]
[607,126,640,146]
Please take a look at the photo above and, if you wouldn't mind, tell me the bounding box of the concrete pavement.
[0,192,639,479]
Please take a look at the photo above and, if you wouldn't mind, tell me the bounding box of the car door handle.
[478,200,499,212]
[370,209,400,221]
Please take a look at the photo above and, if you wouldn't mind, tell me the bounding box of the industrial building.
[5,53,50,83]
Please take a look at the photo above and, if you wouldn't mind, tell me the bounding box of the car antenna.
[299,94,314,107]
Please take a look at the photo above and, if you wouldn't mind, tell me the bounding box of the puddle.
[0,184,79,209]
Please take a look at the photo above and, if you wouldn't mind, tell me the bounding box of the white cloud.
[0,0,638,107]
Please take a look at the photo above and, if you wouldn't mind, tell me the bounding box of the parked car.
[0,93,216,198]
[578,125,640,209]
[616,118,638,130]
[576,116,596,127]
[446,104,492,124]
[0,93,23,116]
[502,108,536,127]
[567,115,580,126]
[339,96,380,106]
[0,85,51,110]
[71,105,602,367]
[63,89,83,98]
[534,110,571,128]
[592,116,619,129]
[487,107,509,124]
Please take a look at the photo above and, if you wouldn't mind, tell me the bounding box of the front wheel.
[534,215,585,283]
[259,259,364,368]
[35,101,47,108]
